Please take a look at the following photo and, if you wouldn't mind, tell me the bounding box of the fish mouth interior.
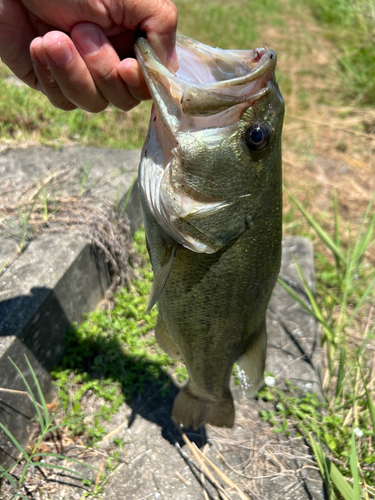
[175,36,273,86]
[135,35,277,121]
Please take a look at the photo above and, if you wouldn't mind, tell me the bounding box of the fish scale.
[135,35,284,428]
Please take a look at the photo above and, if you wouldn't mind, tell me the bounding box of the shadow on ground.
[55,323,208,449]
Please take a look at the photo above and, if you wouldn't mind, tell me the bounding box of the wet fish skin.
[135,36,284,428]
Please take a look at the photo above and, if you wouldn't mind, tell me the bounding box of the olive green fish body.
[136,36,284,428]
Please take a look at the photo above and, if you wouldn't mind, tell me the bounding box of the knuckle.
[48,95,77,111]
[82,100,108,113]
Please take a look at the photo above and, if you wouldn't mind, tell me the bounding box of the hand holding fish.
[0,0,178,111]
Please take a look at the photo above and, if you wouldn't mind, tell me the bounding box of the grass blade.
[278,277,319,318]
[0,422,30,462]
[335,346,346,399]
[333,189,342,274]
[291,256,336,343]
[24,355,49,426]
[284,186,346,266]
[350,432,361,500]
[25,461,88,480]
[32,452,100,472]
[352,193,375,265]
[359,365,375,437]
[0,464,18,488]
[8,357,44,431]
[309,434,354,500]
[345,276,375,329]
[308,434,336,499]
[352,215,374,266]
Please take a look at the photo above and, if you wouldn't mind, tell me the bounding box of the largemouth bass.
[135,35,284,429]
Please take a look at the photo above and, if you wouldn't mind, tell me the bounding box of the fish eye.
[244,123,271,152]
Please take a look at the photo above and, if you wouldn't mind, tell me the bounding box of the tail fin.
[172,384,234,429]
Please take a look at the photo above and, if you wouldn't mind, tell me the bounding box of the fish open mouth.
[135,35,276,118]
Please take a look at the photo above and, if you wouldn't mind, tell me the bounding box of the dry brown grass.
[262,6,375,261]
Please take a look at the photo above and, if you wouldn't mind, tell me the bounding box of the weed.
[0,356,100,499]
[272,188,375,498]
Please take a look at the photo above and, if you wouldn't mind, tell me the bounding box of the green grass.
[0,66,150,149]
[307,0,375,105]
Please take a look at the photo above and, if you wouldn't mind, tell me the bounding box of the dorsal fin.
[146,243,177,314]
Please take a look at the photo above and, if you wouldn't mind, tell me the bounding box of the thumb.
[139,0,178,72]
[0,0,38,86]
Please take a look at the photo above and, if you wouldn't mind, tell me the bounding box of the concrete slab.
[0,147,142,467]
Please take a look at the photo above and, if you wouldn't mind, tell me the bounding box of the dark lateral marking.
[270,54,274,59]
[145,150,148,158]
[153,116,157,121]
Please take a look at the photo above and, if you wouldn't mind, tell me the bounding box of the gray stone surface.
[0,147,142,467]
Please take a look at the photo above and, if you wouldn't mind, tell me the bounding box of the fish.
[135,35,284,429]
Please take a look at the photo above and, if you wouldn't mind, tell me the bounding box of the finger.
[139,0,179,71]
[0,0,37,87]
[117,58,150,101]
[71,23,140,111]
[40,31,109,113]
[30,37,77,110]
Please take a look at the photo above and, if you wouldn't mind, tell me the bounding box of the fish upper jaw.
[135,36,276,127]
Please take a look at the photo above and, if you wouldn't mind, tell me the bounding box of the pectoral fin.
[146,243,177,314]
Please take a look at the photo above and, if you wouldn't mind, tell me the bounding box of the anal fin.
[236,323,267,397]
[146,242,177,314]
[155,318,180,359]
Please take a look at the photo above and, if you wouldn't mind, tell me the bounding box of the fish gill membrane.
[135,35,284,429]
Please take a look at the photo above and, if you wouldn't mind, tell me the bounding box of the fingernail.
[47,39,73,67]
[74,25,104,55]
[30,38,47,66]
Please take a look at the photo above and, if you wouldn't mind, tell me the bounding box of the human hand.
[0,0,178,112]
